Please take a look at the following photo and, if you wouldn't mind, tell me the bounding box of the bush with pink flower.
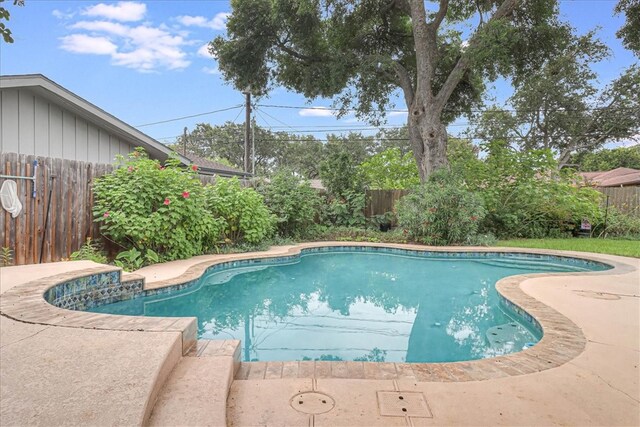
[92,148,224,266]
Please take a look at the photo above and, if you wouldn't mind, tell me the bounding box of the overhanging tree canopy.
[212,0,569,181]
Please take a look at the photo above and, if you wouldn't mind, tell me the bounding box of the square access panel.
[377,391,433,418]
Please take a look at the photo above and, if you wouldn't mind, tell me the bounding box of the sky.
[0,0,637,148]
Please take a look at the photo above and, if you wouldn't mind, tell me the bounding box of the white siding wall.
[0,88,136,163]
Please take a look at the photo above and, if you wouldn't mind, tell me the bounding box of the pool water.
[90,249,607,363]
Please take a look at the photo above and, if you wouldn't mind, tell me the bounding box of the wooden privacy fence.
[596,186,640,216]
[1,152,116,265]
[365,189,409,218]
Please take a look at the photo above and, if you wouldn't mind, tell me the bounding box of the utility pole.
[242,88,251,174]
[183,127,188,156]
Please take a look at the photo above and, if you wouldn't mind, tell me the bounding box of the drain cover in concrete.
[290,392,335,414]
[377,391,432,418]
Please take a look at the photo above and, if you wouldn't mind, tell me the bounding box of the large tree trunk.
[408,111,449,182]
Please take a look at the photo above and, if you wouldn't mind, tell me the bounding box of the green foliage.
[457,141,604,238]
[258,170,321,238]
[315,226,409,244]
[359,148,420,190]
[0,0,23,44]
[179,122,324,178]
[472,33,639,163]
[70,238,108,264]
[0,246,13,267]
[396,171,486,245]
[615,0,640,56]
[93,149,223,264]
[574,145,640,171]
[324,191,366,228]
[595,208,640,239]
[204,178,274,244]
[320,144,365,196]
[114,247,160,272]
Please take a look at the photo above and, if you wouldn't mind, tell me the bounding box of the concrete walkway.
[1,245,638,426]
[0,261,183,426]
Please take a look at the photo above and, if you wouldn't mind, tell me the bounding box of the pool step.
[147,340,240,427]
[205,265,270,285]
[476,258,588,272]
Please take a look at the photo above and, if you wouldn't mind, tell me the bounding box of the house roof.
[579,167,640,187]
[181,152,247,177]
[0,74,251,177]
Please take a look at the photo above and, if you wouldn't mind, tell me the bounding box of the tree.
[0,0,24,43]
[359,148,419,189]
[572,145,640,171]
[213,0,569,181]
[178,122,323,177]
[615,0,640,56]
[472,29,640,166]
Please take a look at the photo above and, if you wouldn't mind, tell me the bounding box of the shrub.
[70,238,108,264]
[323,190,366,228]
[454,141,604,239]
[93,149,223,264]
[204,178,274,244]
[396,171,486,245]
[0,247,13,267]
[258,170,322,238]
[315,226,409,244]
[594,208,640,239]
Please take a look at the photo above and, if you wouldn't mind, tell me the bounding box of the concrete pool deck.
[0,243,638,426]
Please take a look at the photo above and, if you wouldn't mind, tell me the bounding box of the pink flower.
[182,191,190,199]
[128,166,133,172]
[103,212,110,218]
[164,198,171,206]
[191,165,198,172]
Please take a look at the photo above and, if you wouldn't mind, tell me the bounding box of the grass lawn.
[496,238,640,258]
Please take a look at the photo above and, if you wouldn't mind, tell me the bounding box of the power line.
[135,105,243,127]
[256,103,632,114]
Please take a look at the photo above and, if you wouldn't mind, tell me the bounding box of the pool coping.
[0,242,636,383]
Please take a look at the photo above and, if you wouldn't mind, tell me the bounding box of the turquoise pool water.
[90,249,608,363]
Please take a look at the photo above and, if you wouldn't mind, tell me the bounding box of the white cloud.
[62,19,190,71]
[60,34,118,55]
[202,66,219,75]
[71,21,129,37]
[176,12,230,30]
[52,9,75,20]
[197,43,212,58]
[82,1,147,22]
[299,107,335,117]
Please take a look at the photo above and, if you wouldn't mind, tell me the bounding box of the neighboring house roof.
[579,167,640,187]
[181,152,247,177]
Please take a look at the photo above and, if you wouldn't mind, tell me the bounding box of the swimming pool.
[89,248,609,363]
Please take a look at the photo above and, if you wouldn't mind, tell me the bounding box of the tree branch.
[434,0,519,112]
[393,61,415,108]
[275,38,323,63]
[429,0,449,31]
